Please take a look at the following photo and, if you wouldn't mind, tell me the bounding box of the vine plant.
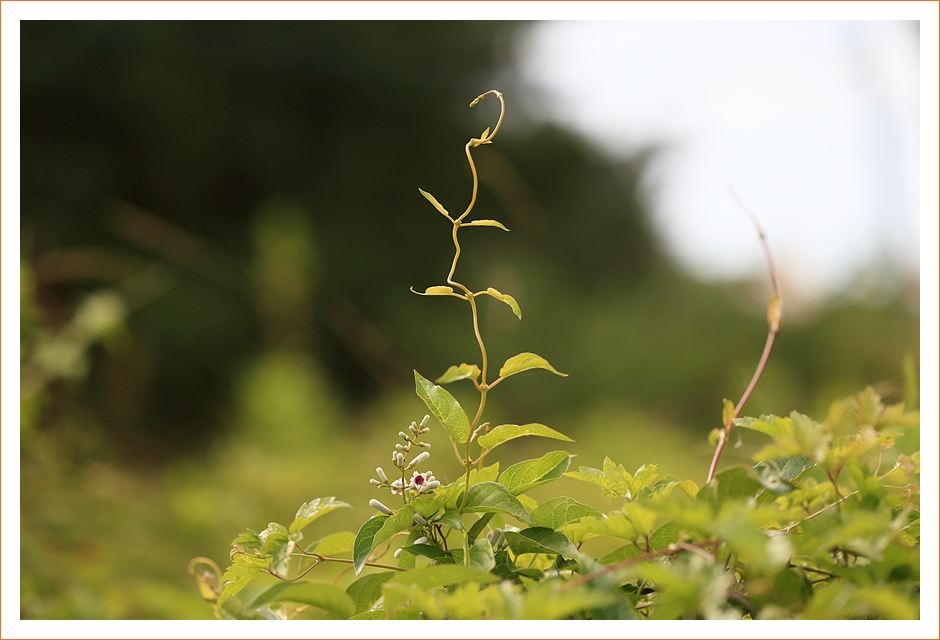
[191,91,921,621]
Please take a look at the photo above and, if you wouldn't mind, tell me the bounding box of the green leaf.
[396,527,423,570]
[564,457,632,501]
[499,451,572,496]
[443,463,500,508]
[498,352,566,379]
[561,512,637,542]
[436,508,464,531]
[418,188,450,218]
[623,502,657,538]
[599,542,645,565]
[385,564,500,590]
[531,496,601,529]
[648,521,681,551]
[466,512,495,544]
[414,370,470,444]
[353,516,388,575]
[346,571,396,614]
[700,466,763,511]
[420,285,455,296]
[436,363,480,384]
[217,554,268,609]
[455,538,495,572]
[306,531,355,557]
[289,497,352,534]
[461,219,509,231]
[733,414,794,438]
[505,527,578,557]
[462,481,535,524]
[247,581,355,619]
[402,543,454,564]
[483,287,522,319]
[230,529,262,553]
[477,423,573,450]
[373,505,415,550]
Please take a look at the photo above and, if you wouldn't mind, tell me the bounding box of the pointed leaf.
[561,512,637,541]
[505,527,579,557]
[402,543,454,564]
[498,352,567,379]
[385,564,500,590]
[484,287,522,319]
[414,370,470,443]
[418,188,451,218]
[531,496,601,529]
[373,505,415,550]
[462,219,509,231]
[499,451,572,496]
[435,508,464,531]
[305,531,355,556]
[436,363,480,384]
[481,127,491,139]
[648,521,681,552]
[247,581,355,619]
[353,516,389,575]
[346,571,396,614]
[462,481,535,524]
[289,497,352,534]
[477,423,573,451]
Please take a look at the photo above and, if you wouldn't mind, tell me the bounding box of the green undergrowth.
[192,91,920,621]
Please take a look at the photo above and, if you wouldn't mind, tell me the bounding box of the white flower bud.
[407,451,430,469]
[409,422,418,434]
[420,415,430,428]
[413,537,428,545]
[393,548,402,558]
[395,443,406,451]
[376,467,388,483]
[370,478,381,486]
[424,480,440,491]
[416,442,430,448]
[369,499,392,515]
[413,512,428,525]
[396,452,405,467]
[399,431,411,441]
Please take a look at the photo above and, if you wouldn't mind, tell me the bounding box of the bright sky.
[514,20,921,302]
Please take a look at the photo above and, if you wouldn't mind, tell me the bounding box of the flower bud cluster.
[486,527,506,550]
[369,415,439,512]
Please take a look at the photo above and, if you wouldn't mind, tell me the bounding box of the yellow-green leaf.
[414,370,470,444]
[247,581,355,619]
[436,363,480,384]
[722,398,735,427]
[477,423,573,450]
[418,188,450,218]
[289,497,352,534]
[498,352,567,379]
[484,287,522,319]
[461,219,509,231]
[499,451,572,496]
[422,285,454,296]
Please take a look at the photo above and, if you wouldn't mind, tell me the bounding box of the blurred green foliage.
[20,21,918,618]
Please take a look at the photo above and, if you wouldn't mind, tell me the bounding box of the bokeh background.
[18,20,919,619]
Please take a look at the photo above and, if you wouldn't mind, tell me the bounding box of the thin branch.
[706,188,783,484]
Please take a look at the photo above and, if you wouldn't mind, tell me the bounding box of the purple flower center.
[413,474,425,486]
